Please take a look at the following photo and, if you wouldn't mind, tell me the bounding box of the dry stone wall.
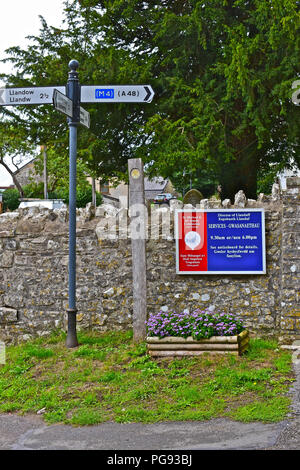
[0,177,299,345]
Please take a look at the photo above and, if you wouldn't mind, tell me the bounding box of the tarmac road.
[0,414,299,450]
[0,346,299,451]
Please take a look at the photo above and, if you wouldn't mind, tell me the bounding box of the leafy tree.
[169,168,217,198]
[2,182,102,210]
[61,185,103,208]
[0,121,36,197]
[93,0,300,199]
[2,188,20,211]
[0,1,141,184]
[22,158,103,207]
[32,145,94,195]
[1,0,300,200]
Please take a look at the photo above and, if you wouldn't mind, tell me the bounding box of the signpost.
[79,106,90,129]
[175,209,266,275]
[81,85,154,103]
[65,60,81,348]
[0,60,155,347]
[53,89,73,118]
[0,86,66,106]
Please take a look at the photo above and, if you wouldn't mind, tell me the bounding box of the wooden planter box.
[147,330,249,357]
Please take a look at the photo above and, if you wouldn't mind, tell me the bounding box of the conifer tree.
[1,0,300,199]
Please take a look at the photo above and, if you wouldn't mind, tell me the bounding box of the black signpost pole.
[66,60,80,348]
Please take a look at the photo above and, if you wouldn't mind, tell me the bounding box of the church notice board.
[175,209,266,274]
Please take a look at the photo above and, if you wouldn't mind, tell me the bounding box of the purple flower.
[146,308,244,339]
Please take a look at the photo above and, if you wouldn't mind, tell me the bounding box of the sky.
[0,0,66,186]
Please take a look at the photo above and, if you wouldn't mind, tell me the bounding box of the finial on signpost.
[69,59,79,71]
[68,60,79,85]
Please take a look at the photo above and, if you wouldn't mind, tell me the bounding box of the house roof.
[144,176,168,192]
[144,177,170,199]
[0,186,14,190]
[13,157,36,175]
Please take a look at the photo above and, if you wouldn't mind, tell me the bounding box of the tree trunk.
[0,160,24,198]
[219,143,260,202]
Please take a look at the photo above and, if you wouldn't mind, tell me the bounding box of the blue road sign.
[95,89,114,99]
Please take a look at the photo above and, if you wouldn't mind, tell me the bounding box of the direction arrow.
[143,86,153,102]
[80,85,154,103]
[80,106,90,128]
[53,89,73,118]
[0,86,65,106]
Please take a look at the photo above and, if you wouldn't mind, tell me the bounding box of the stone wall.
[0,177,299,345]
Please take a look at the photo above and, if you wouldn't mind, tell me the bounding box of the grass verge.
[0,330,295,426]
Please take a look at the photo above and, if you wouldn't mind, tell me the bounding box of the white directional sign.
[0,86,65,106]
[81,85,154,103]
[53,89,73,118]
[80,106,90,128]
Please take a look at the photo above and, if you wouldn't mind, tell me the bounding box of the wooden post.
[128,158,147,341]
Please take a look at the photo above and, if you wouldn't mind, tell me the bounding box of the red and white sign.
[176,211,208,272]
